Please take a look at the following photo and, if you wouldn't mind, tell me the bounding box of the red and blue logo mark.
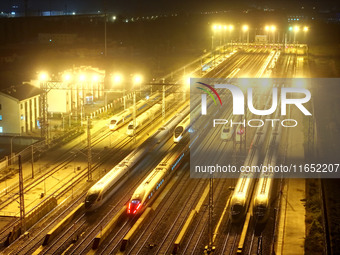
[196,82,222,106]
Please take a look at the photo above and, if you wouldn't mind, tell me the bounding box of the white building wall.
[0,93,21,134]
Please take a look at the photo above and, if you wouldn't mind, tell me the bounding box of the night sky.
[0,0,339,14]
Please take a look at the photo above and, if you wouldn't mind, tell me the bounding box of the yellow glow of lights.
[218,25,222,30]
[63,73,71,82]
[229,25,234,31]
[113,74,123,84]
[79,74,86,82]
[294,26,299,32]
[271,25,276,31]
[303,26,308,32]
[39,72,48,81]
[133,75,143,84]
[212,24,218,31]
[242,25,249,31]
[265,26,270,31]
[183,75,191,87]
[224,25,227,30]
[92,75,99,82]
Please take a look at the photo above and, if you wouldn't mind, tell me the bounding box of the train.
[126,103,161,136]
[230,104,272,223]
[109,93,161,131]
[230,171,256,223]
[252,111,282,224]
[126,94,175,136]
[173,105,201,143]
[127,143,189,215]
[173,115,190,143]
[85,104,191,211]
[252,172,274,224]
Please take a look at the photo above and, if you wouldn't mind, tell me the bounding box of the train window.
[86,193,99,203]
[110,119,117,124]
[174,126,184,138]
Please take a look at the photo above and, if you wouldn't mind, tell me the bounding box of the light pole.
[293,26,299,53]
[38,72,49,143]
[242,25,249,46]
[79,74,86,126]
[112,73,124,109]
[288,26,292,44]
[265,26,270,44]
[211,24,218,67]
[271,25,276,44]
[92,74,99,104]
[134,74,143,97]
[229,25,234,50]
[303,26,309,57]
[132,75,143,139]
[63,73,72,113]
[293,25,299,44]
[10,135,20,165]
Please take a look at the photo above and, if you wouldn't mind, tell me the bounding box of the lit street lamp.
[294,25,299,43]
[132,74,143,139]
[112,73,125,109]
[242,25,249,45]
[78,74,86,126]
[38,72,49,142]
[271,25,276,43]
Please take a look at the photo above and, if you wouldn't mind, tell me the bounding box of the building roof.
[1,84,42,101]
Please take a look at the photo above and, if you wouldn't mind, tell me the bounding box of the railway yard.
[0,45,333,255]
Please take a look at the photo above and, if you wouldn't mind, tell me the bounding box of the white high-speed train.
[126,94,175,136]
[252,172,274,224]
[126,104,161,136]
[173,116,190,143]
[230,118,270,223]
[220,124,234,141]
[85,104,190,211]
[253,113,282,224]
[173,105,201,143]
[230,171,256,223]
[109,93,161,131]
[127,143,189,215]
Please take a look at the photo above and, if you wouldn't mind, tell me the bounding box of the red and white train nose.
[127,199,141,214]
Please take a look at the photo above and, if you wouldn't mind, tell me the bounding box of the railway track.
[2,99,182,254]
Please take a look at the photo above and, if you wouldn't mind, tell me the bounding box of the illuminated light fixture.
[294,26,299,32]
[265,26,270,31]
[63,73,71,82]
[133,75,143,84]
[212,24,218,31]
[289,26,293,31]
[242,25,249,31]
[224,25,227,30]
[79,74,86,82]
[112,74,122,84]
[271,25,276,31]
[39,72,48,81]
[229,25,234,31]
[92,74,99,82]
[303,26,308,32]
